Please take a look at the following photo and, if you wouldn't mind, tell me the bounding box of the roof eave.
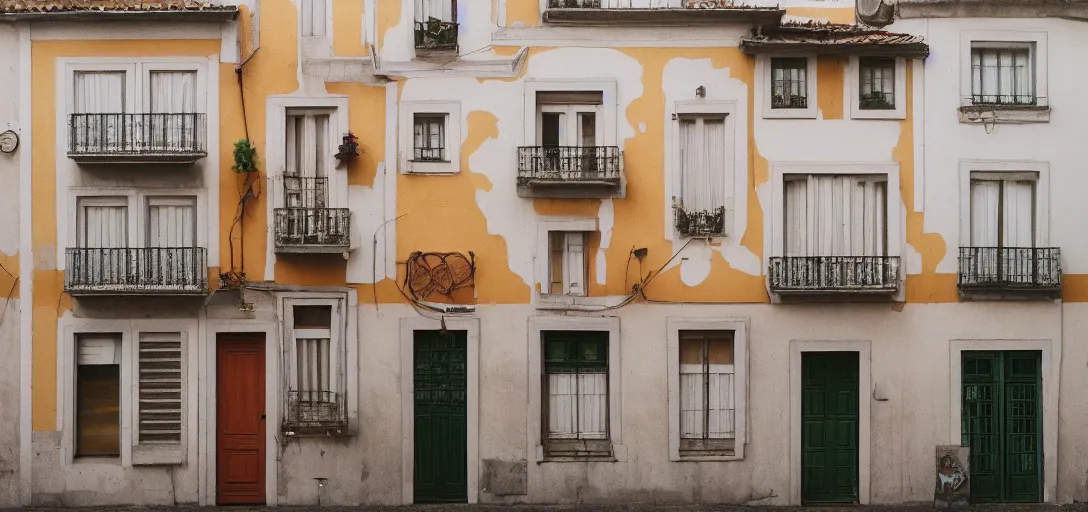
[740,40,930,58]
[0,8,238,23]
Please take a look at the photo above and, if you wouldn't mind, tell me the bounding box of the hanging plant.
[232,138,259,174]
[335,132,360,165]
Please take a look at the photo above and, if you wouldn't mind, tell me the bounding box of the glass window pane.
[294,305,332,328]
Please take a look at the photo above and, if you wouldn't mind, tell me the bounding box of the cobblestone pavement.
[0,507,1055,511]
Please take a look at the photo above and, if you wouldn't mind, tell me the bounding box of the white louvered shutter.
[302,0,327,36]
[138,332,183,444]
[563,232,586,296]
[678,116,730,235]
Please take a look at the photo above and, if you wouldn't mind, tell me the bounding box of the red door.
[216,335,266,505]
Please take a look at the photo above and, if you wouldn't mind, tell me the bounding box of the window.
[859,57,895,110]
[548,231,588,296]
[771,57,808,109]
[301,0,327,36]
[76,334,122,457]
[543,331,610,457]
[136,333,183,446]
[969,173,1036,249]
[284,298,347,433]
[414,0,458,50]
[971,43,1034,106]
[679,330,735,456]
[413,114,447,162]
[676,115,730,238]
[537,92,602,148]
[285,109,333,215]
[784,174,887,257]
[77,196,128,249]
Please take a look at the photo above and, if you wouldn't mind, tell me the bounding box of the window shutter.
[138,332,183,444]
[302,0,326,36]
[564,232,586,296]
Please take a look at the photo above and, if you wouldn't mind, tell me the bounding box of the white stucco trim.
[948,338,1058,503]
[667,100,740,241]
[199,320,278,506]
[666,317,749,462]
[847,56,908,120]
[788,340,872,506]
[383,83,399,280]
[399,100,463,175]
[535,218,597,303]
[29,22,226,41]
[526,315,625,463]
[17,23,33,507]
[912,58,925,213]
[959,30,1049,109]
[523,78,619,149]
[957,159,1050,248]
[399,316,480,504]
[263,94,352,280]
[758,54,818,119]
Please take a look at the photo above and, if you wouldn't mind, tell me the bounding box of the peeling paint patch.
[596,199,614,285]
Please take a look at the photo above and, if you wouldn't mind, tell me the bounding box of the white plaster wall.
[0,23,22,509]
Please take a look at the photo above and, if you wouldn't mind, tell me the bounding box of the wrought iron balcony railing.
[770,256,900,293]
[675,206,725,238]
[517,146,622,185]
[68,113,207,163]
[283,390,348,434]
[414,20,458,50]
[284,176,329,209]
[65,247,208,295]
[274,207,351,253]
[958,247,1062,290]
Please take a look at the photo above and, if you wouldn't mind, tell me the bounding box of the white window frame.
[536,218,596,300]
[759,54,818,119]
[282,296,344,409]
[67,60,208,115]
[524,79,618,150]
[267,96,351,209]
[527,315,624,463]
[959,30,1048,117]
[67,187,207,250]
[957,160,1050,249]
[399,100,461,174]
[667,317,748,462]
[847,56,907,120]
[536,103,604,147]
[300,0,331,38]
[669,100,738,240]
[768,162,903,299]
[59,319,198,468]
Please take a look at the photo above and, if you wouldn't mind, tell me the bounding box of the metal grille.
[414,20,458,50]
[859,57,895,110]
[958,247,1061,289]
[971,47,1035,106]
[284,390,347,431]
[769,256,900,292]
[413,114,446,161]
[517,146,621,183]
[675,206,725,238]
[138,333,182,444]
[68,113,207,158]
[284,176,328,209]
[65,247,208,295]
[273,208,351,249]
[771,57,808,109]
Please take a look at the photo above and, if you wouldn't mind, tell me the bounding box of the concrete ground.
[3,505,1085,512]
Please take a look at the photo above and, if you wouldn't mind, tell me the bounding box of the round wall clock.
[0,130,17,154]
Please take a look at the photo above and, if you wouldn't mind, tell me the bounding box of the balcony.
[283,390,348,436]
[414,19,458,51]
[543,0,784,26]
[958,247,1062,300]
[769,256,900,296]
[68,113,207,164]
[65,247,208,296]
[675,206,725,238]
[516,146,622,198]
[274,208,351,254]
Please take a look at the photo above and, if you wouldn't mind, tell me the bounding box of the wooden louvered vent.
[138,333,183,444]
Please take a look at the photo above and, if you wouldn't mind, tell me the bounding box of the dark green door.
[413,330,467,503]
[962,351,1042,503]
[801,352,859,504]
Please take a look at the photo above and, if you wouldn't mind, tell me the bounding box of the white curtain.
[78,200,128,286]
[970,180,1000,247]
[680,367,735,439]
[79,203,127,248]
[148,198,196,288]
[415,0,453,22]
[548,372,607,440]
[785,175,887,257]
[297,338,331,401]
[679,116,728,214]
[74,72,126,153]
[149,72,196,114]
[971,179,1035,283]
[972,47,1033,104]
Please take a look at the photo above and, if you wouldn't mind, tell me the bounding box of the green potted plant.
[232,139,258,174]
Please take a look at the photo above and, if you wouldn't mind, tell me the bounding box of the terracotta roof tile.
[740,21,929,56]
[0,0,236,13]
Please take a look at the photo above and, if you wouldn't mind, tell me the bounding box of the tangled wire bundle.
[406,251,476,301]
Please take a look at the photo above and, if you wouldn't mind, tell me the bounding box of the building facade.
[0,0,1085,507]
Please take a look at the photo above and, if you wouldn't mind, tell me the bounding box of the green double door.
[962,351,1042,503]
[801,352,860,505]
[413,330,468,504]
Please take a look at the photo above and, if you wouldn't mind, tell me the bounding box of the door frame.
[789,340,871,506]
[399,317,480,504]
[949,339,1056,503]
[199,322,278,506]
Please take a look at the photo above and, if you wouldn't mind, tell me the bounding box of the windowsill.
[132,444,184,466]
[673,452,742,462]
[536,294,627,310]
[73,456,121,466]
[409,159,450,164]
[958,104,1051,124]
[536,441,626,462]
